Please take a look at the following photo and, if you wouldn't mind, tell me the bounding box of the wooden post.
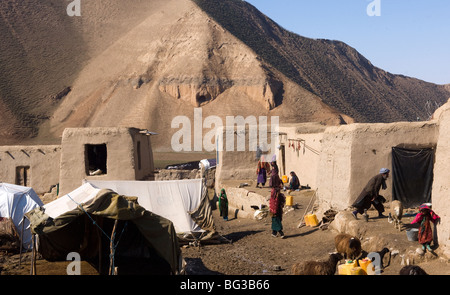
[109,220,118,275]
[30,234,36,275]
[97,226,102,275]
[19,216,25,267]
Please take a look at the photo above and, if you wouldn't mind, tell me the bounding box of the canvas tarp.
[392,147,434,208]
[26,183,181,274]
[0,183,43,250]
[86,179,218,242]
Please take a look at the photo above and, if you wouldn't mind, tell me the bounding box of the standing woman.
[269,160,286,238]
[218,188,229,221]
[256,158,270,188]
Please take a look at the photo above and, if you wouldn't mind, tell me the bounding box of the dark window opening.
[86,144,107,176]
[137,141,142,170]
[16,166,30,186]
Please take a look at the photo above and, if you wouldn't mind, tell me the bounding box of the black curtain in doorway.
[392,147,434,208]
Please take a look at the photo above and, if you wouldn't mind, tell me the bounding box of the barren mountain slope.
[0,0,176,144]
[1,0,448,148]
[38,0,347,149]
[194,0,450,123]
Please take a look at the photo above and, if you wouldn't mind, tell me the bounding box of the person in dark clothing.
[352,168,390,219]
[218,188,229,221]
[289,171,300,190]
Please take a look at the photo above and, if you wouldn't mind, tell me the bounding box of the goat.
[388,200,403,231]
[291,253,343,275]
[399,265,428,275]
[334,233,362,260]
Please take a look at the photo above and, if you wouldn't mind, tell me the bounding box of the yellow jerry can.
[286,195,293,206]
[304,214,319,227]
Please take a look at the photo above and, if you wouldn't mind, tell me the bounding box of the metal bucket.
[406,228,419,241]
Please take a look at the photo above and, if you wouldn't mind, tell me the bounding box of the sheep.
[388,200,403,231]
[291,253,343,275]
[334,233,362,260]
[399,265,428,275]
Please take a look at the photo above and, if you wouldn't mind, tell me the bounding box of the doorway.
[392,147,434,208]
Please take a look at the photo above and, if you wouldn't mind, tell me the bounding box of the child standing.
[218,188,229,221]
[411,204,440,251]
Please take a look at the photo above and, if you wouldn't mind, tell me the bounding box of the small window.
[16,166,30,186]
[85,144,107,176]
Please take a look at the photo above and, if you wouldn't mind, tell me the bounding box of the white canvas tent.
[0,183,43,249]
[86,179,219,243]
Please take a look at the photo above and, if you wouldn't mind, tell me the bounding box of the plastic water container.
[304,214,319,227]
[286,195,293,206]
[358,258,374,275]
[406,228,419,241]
[338,260,357,275]
[350,267,366,275]
[282,175,288,183]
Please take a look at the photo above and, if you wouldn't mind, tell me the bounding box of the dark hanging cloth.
[392,147,434,208]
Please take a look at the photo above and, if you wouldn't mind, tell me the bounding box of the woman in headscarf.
[289,171,300,191]
[256,158,270,188]
[352,168,390,219]
[269,160,285,238]
[411,204,440,252]
[218,188,229,221]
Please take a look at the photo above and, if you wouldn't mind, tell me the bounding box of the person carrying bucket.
[411,204,440,252]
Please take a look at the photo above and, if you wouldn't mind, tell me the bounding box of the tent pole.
[97,226,102,275]
[109,219,118,275]
[30,234,36,275]
[19,216,25,267]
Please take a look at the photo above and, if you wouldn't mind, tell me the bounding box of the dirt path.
[181,188,450,276]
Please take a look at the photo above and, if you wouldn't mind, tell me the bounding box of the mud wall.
[277,123,326,190]
[431,99,450,258]
[316,121,439,210]
[59,127,154,195]
[0,145,61,194]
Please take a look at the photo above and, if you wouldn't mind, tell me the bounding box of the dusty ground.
[181,186,450,276]
[1,186,449,276]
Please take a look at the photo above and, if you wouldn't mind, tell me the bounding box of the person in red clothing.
[411,204,440,252]
[269,160,285,238]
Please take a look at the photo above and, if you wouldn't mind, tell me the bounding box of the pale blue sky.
[245,0,450,85]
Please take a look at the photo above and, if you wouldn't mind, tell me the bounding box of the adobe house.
[58,127,155,195]
[215,98,450,257]
[0,145,61,194]
[0,127,155,197]
[276,123,326,190]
